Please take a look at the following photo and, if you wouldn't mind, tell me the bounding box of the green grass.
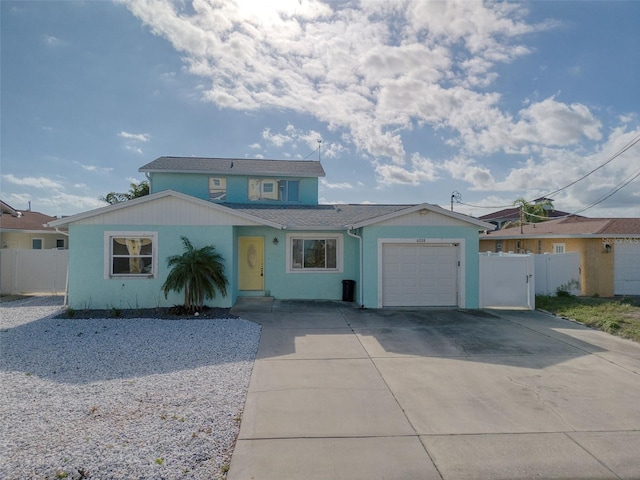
[536,295,640,343]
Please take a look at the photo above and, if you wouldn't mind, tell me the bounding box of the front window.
[32,238,43,249]
[209,177,227,201]
[105,232,157,277]
[287,234,342,272]
[249,178,299,202]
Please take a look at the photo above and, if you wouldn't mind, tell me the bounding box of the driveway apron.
[228,300,640,480]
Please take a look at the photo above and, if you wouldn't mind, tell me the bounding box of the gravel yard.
[0,296,261,480]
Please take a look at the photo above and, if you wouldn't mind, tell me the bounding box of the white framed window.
[248,178,299,202]
[32,238,43,249]
[286,233,343,273]
[56,239,65,249]
[553,243,566,254]
[209,177,227,201]
[104,232,158,278]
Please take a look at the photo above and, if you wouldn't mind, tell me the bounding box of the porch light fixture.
[604,243,611,253]
[273,237,279,245]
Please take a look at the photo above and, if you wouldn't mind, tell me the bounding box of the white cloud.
[74,162,114,174]
[42,34,66,47]
[119,0,556,167]
[320,179,353,189]
[120,0,633,204]
[2,174,63,189]
[118,131,151,154]
[118,131,151,142]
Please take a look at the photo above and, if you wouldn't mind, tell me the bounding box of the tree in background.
[162,236,229,312]
[100,181,149,205]
[513,197,554,224]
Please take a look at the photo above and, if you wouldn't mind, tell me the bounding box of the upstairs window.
[248,178,299,202]
[105,232,157,278]
[209,177,227,201]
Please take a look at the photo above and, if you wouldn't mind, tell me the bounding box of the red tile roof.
[0,210,63,232]
[481,216,640,238]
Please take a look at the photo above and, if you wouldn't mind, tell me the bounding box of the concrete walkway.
[228,299,640,480]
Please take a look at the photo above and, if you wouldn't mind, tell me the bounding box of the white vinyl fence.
[479,253,535,310]
[0,248,68,295]
[534,252,581,296]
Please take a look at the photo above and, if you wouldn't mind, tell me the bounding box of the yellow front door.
[239,236,264,291]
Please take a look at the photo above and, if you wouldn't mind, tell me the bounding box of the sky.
[2,0,639,218]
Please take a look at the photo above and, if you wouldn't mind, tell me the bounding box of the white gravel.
[0,296,261,480]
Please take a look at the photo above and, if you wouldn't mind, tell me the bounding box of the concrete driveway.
[228,299,640,480]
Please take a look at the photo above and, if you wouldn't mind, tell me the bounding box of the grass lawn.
[536,295,640,343]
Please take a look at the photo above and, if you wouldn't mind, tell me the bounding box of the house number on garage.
[416,239,426,243]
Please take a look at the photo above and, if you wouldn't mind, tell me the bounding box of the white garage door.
[614,242,640,295]
[382,244,458,307]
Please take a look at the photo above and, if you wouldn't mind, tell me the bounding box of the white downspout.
[346,226,364,308]
[55,227,70,307]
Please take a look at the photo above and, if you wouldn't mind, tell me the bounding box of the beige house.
[0,201,67,250]
[480,216,640,297]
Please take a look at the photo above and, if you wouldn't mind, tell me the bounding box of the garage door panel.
[614,242,640,295]
[382,244,458,307]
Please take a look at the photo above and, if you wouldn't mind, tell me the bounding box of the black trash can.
[342,279,356,302]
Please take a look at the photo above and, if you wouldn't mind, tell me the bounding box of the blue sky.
[2,0,639,218]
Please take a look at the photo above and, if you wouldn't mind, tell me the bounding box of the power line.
[453,133,640,212]
[541,133,640,199]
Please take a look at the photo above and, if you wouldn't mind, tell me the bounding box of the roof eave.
[46,190,286,229]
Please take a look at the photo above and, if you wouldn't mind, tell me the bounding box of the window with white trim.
[553,243,565,254]
[105,232,157,278]
[287,234,342,272]
[248,178,299,202]
[209,177,227,200]
[32,238,43,249]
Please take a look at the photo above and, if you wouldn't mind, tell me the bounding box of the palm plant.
[162,236,228,312]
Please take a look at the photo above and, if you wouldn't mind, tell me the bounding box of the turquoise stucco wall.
[150,173,319,205]
[66,222,480,309]
[359,225,483,308]
[67,224,235,309]
[235,226,359,301]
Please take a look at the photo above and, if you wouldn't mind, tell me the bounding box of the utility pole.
[318,139,322,162]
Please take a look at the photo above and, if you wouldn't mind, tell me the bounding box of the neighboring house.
[49,156,493,310]
[0,200,68,249]
[480,216,640,296]
[479,197,575,230]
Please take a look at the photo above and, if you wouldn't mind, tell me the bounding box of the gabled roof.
[481,216,640,239]
[48,190,492,231]
[139,156,326,178]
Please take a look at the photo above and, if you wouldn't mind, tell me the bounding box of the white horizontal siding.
[374,210,471,227]
[75,196,262,226]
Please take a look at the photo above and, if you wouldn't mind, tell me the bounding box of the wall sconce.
[272,237,279,246]
[604,243,611,253]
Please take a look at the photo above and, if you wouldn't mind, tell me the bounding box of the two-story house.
[49,157,492,309]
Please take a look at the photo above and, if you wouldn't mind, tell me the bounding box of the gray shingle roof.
[224,203,414,229]
[139,156,325,178]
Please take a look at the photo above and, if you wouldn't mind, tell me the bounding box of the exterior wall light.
[604,243,611,253]
[273,237,279,245]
